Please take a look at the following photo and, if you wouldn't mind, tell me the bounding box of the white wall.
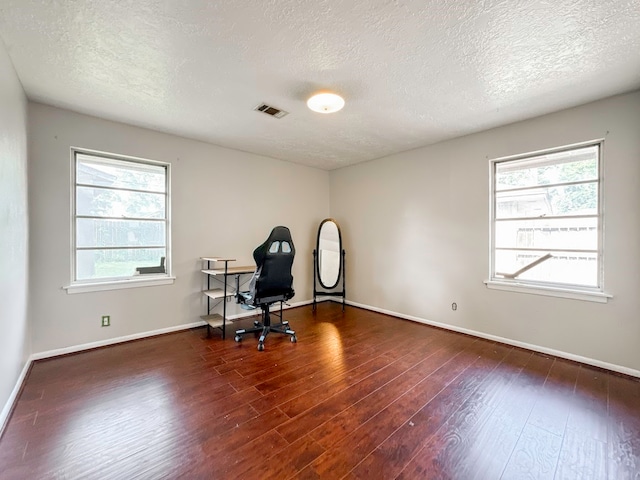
[0,40,30,428]
[28,103,329,353]
[330,91,640,373]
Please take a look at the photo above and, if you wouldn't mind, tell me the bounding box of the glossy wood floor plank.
[307,334,471,451]
[297,338,491,478]
[276,332,455,444]
[464,353,557,480]
[394,346,536,479]
[607,372,640,479]
[1,302,639,479]
[348,342,514,479]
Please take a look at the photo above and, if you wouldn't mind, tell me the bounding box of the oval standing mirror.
[316,218,342,289]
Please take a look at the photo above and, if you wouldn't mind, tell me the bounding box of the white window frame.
[64,148,174,294]
[484,140,611,303]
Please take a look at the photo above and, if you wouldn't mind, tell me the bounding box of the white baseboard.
[30,321,207,361]
[0,358,32,438]
[345,299,640,379]
[31,299,314,361]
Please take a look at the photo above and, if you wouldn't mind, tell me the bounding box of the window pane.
[76,219,166,248]
[76,248,165,280]
[77,155,166,192]
[76,186,165,219]
[491,142,602,292]
[496,146,598,191]
[496,182,597,219]
[73,151,170,284]
[495,217,598,250]
[495,249,598,287]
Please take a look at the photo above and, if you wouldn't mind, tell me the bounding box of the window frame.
[65,147,174,294]
[485,139,611,303]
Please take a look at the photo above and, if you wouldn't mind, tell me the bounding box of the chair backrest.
[250,226,295,303]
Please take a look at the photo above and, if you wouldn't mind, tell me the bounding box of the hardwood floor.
[1,302,639,479]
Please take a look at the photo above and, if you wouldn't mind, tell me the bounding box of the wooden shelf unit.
[201,257,254,338]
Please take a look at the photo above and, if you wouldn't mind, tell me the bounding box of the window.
[69,149,171,290]
[488,141,608,300]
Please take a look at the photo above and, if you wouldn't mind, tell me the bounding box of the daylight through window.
[73,150,169,283]
[490,142,602,290]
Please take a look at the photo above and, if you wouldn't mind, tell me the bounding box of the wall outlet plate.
[101,315,110,327]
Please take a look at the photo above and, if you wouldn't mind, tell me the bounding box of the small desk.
[201,257,254,338]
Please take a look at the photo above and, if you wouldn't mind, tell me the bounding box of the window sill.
[484,280,611,303]
[64,276,175,294]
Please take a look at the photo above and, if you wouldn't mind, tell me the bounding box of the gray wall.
[0,39,30,428]
[330,91,640,373]
[28,103,329,353]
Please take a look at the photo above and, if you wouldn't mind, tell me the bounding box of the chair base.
[234,303,296,351]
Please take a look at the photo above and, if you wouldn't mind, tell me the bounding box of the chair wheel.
[254,320,260,327]
[257,343,264,351]
[234,335,241,342]
[291,335,297,343]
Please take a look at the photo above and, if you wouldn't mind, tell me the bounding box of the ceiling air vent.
[254,103,289,119]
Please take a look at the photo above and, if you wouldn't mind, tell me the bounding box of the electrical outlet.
[101,315,110,327]
[451,303,458,311]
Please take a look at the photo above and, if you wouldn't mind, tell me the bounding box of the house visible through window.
[73,150,169,283]
[490,141,603,291]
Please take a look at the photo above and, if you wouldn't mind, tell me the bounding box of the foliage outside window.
[490,142,603,291]
[72,150,169,283]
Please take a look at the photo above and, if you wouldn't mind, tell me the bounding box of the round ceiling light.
[307,92,345,114]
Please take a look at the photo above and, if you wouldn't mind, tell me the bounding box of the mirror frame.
[316,218,343,290]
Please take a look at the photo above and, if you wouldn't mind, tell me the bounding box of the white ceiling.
[1,1,639,170]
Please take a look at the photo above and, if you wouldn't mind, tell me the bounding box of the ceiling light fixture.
[307,92,345,114]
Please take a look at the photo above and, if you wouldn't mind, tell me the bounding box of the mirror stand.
[313,218,346,311]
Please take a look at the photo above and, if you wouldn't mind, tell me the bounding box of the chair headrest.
[253,226,295,266]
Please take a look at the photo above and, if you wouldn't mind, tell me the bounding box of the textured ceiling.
[0,1,639,170]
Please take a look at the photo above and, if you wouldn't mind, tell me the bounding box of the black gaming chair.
[234,226,297,351]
